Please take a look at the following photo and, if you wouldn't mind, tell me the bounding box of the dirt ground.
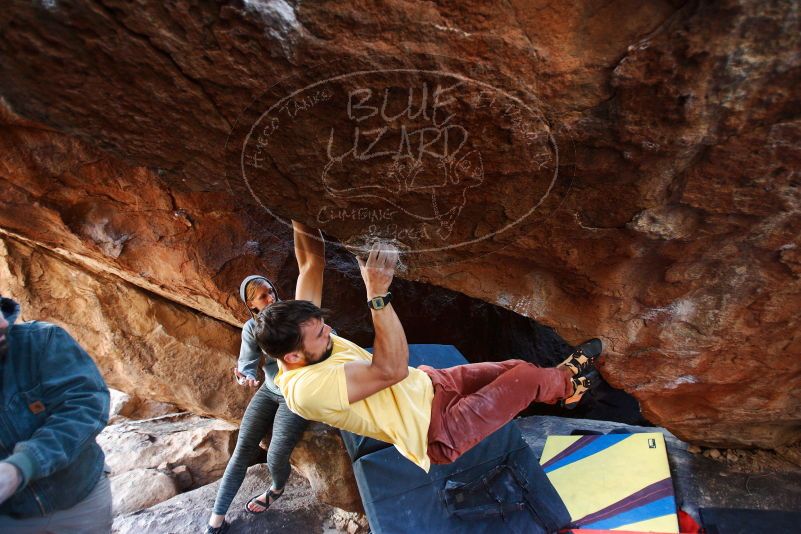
[690,443,801,474]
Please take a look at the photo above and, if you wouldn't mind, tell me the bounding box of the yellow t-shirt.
[274,334,435,471]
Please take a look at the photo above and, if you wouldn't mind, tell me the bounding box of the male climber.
[255,243,601,471]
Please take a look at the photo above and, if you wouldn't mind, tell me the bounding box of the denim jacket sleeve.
[237,319,262,380]
[3,326,110,490]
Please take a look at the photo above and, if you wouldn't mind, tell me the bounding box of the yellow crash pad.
[540,433,679,533]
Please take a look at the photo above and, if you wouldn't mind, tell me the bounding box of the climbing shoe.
[558,338,603,377]
[561,369,600,410]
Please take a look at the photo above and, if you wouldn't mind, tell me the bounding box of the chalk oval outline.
[239,68,559,255]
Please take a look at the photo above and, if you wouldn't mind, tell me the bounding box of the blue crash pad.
[340,345,570,534]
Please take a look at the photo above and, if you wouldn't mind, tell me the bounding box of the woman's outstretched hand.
[233,367,260,388]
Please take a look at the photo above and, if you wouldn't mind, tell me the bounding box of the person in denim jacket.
[0,295,111,533]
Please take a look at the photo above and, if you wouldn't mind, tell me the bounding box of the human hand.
[233,367,260,388]
[0,462,22,505]
[356,242,398,298]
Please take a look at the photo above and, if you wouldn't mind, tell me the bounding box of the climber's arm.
[293,220,325,307]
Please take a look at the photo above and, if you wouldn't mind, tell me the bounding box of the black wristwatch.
[367,292,393,310]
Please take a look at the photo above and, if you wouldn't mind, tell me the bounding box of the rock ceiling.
[1,0,799,447]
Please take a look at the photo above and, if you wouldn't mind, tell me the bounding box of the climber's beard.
[302,336,334,365]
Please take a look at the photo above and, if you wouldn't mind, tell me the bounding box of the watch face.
[369,292,392,309]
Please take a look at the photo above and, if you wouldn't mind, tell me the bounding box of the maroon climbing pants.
[421,360,572,464]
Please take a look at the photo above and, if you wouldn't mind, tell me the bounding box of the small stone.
[109,389,133,420]
[332,509,368,533]
[708,448,721,459]
[726,450,739,462]
[172,464,194,490]
[687,444,702,454]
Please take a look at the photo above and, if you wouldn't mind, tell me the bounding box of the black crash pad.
[700,507,801,534]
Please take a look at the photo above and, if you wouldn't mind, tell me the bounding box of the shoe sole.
[578,338,603,359]
[562,369,600,410]
[560,338,603,376]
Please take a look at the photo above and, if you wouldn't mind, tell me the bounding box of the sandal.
[205,521,230,534]
[561,369,600,410]
[246,488,283,514]
[558,338,602,376]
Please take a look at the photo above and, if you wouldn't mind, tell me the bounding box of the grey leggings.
[212,385,308,515]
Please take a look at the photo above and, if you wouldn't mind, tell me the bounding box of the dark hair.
[254,300,327,360]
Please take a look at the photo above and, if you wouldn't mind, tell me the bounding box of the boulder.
[98,413,238,488]
[112,466,347,534]
[101,413,362,513]
[110,468,179,516]
[109,388,181,424]
[290,423,363,513]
